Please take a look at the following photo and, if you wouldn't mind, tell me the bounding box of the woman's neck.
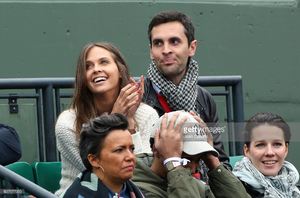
[93,90,119,114]
[104,179,124,194]
[94,170,124,193]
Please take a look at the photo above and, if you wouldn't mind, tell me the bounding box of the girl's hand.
[127,75,144,118]
[111,75,144,117]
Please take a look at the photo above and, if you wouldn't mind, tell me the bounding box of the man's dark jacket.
[143,78,230,169]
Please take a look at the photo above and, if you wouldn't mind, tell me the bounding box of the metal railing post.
[42,84,57,161]
[225,86,236,156]
[36,88,46,161]
[232,79,244,155]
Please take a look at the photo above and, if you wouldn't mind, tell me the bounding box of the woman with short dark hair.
[62,113,144,197]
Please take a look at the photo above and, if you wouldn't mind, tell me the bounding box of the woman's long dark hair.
[71,42,130,137]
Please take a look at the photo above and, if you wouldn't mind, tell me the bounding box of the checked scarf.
[147,58,199,112]
[233,157,300,198]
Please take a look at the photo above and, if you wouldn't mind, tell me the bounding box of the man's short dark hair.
[79,113,128,171]
[148,11,195,46]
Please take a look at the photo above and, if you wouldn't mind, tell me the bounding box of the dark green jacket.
[132,154,250,198]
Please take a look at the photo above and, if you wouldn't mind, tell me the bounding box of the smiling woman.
[54,42,159,196]
[85,46,121,97]
[61,113,144,197]
[233,112,300,198]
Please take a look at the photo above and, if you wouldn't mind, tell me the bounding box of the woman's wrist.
[127,117,136,134]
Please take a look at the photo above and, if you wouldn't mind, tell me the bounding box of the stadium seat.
[229,155,243,168]
[32,161,61,193]
[5,161,35,182]
[1,161,35,195]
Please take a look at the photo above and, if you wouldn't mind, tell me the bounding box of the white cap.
[150,111,219,157]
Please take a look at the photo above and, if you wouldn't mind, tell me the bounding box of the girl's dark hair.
[244,112,291,147]
[79,113,128,171]
[71,42,130,137]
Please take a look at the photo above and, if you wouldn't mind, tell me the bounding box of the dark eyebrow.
[169,36,181,42]
[169,36,181,40]
[115,143,134,149]
[152,38,163,43]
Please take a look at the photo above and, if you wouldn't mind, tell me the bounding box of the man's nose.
[162,43,171,54]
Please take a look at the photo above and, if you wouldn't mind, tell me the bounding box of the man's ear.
[150,44,154,60]
[188,40,197,57]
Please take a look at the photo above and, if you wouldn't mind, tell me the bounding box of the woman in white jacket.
[55,42,158,196]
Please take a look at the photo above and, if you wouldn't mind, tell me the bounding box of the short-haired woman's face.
[85,46,120,96]
[97,129,136,182]
[244,124,288,176]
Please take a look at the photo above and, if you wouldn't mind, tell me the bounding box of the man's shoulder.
[143,77,153,94]
[143,76,150,86]
[194,85,218,123]
[142,78,162,113]
[196,85,214,99]
[195,85,216,107]
[144,76,151,84]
